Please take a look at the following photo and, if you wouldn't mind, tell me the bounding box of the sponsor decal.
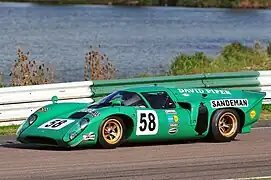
[89,111,100,118]
[83,132,95,141]
[167,115,174,123]
[173,115,179,123]
[38,119,75,130]
[250,110,256,118]
[37,107,48,112]
[211,99,248,108]
[165,110,177,114]
[178,88,231,95]
[168,115,179,123]
[168,114,179,128]
[168,127,178,135]
[169,123,178,127]
[79,108,100,117]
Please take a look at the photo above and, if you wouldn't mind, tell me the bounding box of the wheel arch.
[210,107,245,132]
[106,113,135,140]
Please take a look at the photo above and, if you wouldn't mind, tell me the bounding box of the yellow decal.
[250,110,256,118]
[173,115,179,122]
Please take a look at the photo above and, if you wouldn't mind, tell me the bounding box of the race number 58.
[136,110,158,135]
[38,119,74,130]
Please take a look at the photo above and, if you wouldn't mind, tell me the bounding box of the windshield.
[89,91,148,108]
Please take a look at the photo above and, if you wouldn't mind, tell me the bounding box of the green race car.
[16,86,266,149]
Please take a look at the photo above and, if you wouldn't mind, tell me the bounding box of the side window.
[121,92,148,108]
[141,91,176,109]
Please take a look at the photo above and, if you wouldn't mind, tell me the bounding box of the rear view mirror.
[51,96,59,104]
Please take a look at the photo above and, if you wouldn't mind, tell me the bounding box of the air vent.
[68,112,88,119]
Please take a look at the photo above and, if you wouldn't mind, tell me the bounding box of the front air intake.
[68,112,88,119]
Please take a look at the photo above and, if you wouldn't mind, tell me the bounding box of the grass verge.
[0,125,19,135]
[261,104,271,120]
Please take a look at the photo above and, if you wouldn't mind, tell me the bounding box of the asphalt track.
[0,121,271,180]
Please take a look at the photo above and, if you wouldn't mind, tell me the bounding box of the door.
[137,91,195,141]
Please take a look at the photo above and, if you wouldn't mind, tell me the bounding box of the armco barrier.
[92,71,261,100]
[258,71,271,104]
[0,70,270,126]
[202,71,261,91]
[92,74,205,99]
[0,81,94,125]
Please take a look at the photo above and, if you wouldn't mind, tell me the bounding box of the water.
[0,3,270,83]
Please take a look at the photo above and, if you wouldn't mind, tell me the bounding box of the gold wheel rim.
[218,112,238,137]
[102,119,123,144]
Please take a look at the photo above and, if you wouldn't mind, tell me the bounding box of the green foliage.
[177,0,271,8]
[0,72,3,87]
[267,41,271,56]
[263,104,271,112]
[0,0,115,5]
[135,73,152,78]
[177,0,232,8]
[168,41,271,76]
[168,52,213,75]
[138,0,153,5]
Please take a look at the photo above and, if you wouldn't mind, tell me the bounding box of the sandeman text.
[211,99,248,108]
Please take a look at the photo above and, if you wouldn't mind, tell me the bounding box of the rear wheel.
[209,109,240,142]
[98,116,125,149]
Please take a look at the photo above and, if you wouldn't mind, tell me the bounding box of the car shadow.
[1,142,73,151]
[0,137,238,151]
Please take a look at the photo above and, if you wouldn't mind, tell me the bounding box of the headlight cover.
[80,118,89,130]
[16,114,38,136]
[27,114,38,125]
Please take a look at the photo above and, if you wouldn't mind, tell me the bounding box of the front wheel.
[98,116,125,149]
[209,109,240,142]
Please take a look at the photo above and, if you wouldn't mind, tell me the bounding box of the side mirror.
[110,99,122,106]
[51,96,59,104]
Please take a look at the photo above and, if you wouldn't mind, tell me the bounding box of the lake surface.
[0,2,271,83]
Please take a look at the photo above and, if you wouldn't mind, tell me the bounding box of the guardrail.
[91,71,261,100]
[92,74,205,99]
[0,70,270,126]
[258,71,271,104]
[0,81,94,126]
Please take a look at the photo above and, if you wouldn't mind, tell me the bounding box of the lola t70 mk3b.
[16,86,266,149]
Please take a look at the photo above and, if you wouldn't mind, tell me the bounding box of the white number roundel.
[136,110,159,135]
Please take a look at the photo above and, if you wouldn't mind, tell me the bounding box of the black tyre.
[98,116,125,149]
[209,109,240,142]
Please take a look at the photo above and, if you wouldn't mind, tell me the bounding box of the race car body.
[16,86,266,149]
